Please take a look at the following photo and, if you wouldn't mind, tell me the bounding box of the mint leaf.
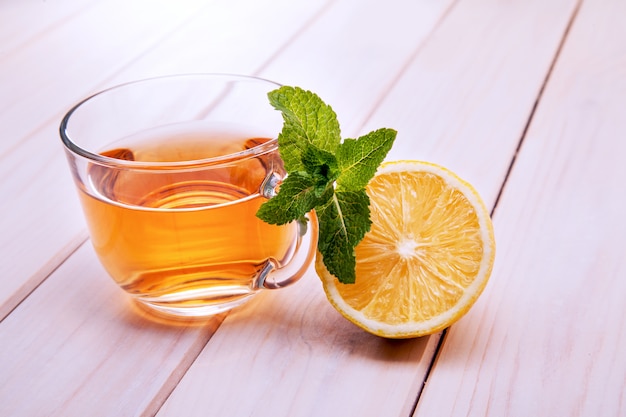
[336,128,396,191]
[258,86,395,284]
[301,143,339,191]
[256,172,332,225]
[316,190,371,284]
[269,87,341,172]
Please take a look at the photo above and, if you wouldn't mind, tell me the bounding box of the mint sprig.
[256,86,396,284]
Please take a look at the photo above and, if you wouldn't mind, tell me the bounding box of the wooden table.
[2,0,625,415]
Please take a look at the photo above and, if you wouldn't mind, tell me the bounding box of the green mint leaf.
[301,143,339,191]
[256,172,332,225]
[316,189,371,284]
[336,128,396,191]
[258,85,396,284]
[268,87,341,172]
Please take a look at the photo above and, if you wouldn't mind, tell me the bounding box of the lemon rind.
[318,160,496,338]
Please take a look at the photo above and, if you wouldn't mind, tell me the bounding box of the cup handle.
[256,211,318,290]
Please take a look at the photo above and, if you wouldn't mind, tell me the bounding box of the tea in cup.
[60,74,317,317]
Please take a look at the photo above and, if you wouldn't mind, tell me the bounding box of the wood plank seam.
[0,0,217,316]
[76,8,346,413]
[411,1,585,415]
[0,1,99,61]
[81,0,220,91]
[354,0,461,137]
[0,231,88,322]
[0,0,213,160]
[396,5,468,414]
[409,328,450,416]
[251,0,337,77]
[140,314,229,417]
[489,0,583,219]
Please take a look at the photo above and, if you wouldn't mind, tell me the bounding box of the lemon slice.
[316,160,495,338]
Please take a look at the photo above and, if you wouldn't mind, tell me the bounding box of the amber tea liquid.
[78,123,297,316]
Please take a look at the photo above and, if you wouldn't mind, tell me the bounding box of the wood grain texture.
[259,0,459,137]
[0,0,330,320]
[0,0,210,318]
[0,0,98,56]
[0,0,211,157]
[88,0,333,85]
[152,2,458,416]
[0,242,221,417]
[157,276,441,417]
[414,0,626,415]
[361,0,580,205]
[2,0,624,416]
[152,0,580,414]
[153,1,582,416]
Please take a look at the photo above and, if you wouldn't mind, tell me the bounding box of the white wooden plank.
[158,277,441,417]
[0,0,330,319]
[361,0,580,205]
[155,0,580,415]
[88,0,334,84]
[0,0,210,317]
[0,242,222,417]
[0,0,99,56]
[153,1,456,416]
[1,0,214,317]
[259,0,458,137]
[0,0,211,157]
[414,0,626,415]
[0,138,88,320]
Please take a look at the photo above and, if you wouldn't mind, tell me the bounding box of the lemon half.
[316,160,495,338]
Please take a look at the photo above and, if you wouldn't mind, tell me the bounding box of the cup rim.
[59,73,282,170]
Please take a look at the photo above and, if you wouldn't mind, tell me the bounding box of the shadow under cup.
[60,74,318,318]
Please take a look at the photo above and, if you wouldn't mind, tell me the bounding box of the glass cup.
[60,74,317,318]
